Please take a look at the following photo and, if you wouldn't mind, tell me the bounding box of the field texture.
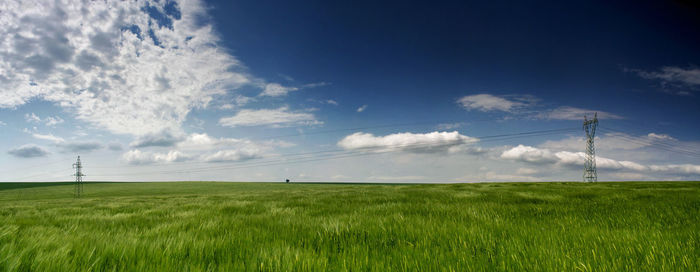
[0,181,698,271]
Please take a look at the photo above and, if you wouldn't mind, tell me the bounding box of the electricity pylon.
[73,156,85,197]
[583,113,598,182]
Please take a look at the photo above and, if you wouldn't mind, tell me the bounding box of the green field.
[0,181,698,271]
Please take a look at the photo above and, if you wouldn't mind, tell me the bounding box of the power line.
[88,127,578,178]
[86,115,554,170]
[0,156,74,174]
[601,121,700,151]
[598,127,700,157]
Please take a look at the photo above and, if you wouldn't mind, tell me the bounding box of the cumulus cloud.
[177,133,251,150]
[338,131,479,153]
[24,113,41,123]
[0,0,251,136]
[120,132,281,165]
[8,144,50,158]
[178,133,287,161]
[457,94,531,112]
[201,148,263,162]
[219,107,320,128]
[536,106,623,120]
[356,105,368,112]
[24,113,65,126]
[122,149,191,165]
[500,144,700,175]
[500,145,558,163]
[177,133,294,154]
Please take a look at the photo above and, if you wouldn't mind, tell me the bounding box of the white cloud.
[177,133,248,150]
[180,133,295,151]
[218,95,255,110]
[446,144,488,155]
[201,148,263,162]
[219,104,235,110]
[501,145,558,163]
[259,82,328,97]
[356,105,368,112]
[326,99,338,106]
[649,164,700,175]
[7,144,50,158]
[260,83,299,97]
[536,106,623,120]
[500,144,700,175]
[647,133,675,141]
[23,113,65,126]
[121,132,283,164]
[219,107,320,128]
[44,116,64,126]
[457,94,527,112]
[456,94,623,121]
[22,128,103,152]
[338,131,479,153]
[219,104,236,110]
[235,95,254,105]
[122,149,191,165]
[0,120,6,126]
[25,113,41,123]
[550,150,585,166]
[31,132,65,143]
[633,66,700,87]
[0,0,251,136]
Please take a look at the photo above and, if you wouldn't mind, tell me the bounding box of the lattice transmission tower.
[583,113,598,182]
[73,156,85,197]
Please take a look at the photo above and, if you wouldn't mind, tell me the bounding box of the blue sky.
[1,0,699,182]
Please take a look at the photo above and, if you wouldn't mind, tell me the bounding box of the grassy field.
[0,181,698,271]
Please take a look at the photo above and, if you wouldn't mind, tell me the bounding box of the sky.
[1,0,699,182]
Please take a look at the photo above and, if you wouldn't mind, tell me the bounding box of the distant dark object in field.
[286,179,290,183]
